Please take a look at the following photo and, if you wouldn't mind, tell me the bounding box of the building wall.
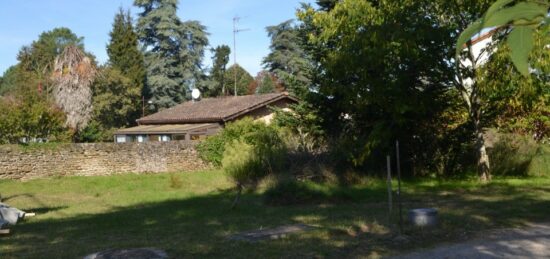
[234,98,295,124]
[0,141,210,180]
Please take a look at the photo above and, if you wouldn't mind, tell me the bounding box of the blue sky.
[0,0,316,76]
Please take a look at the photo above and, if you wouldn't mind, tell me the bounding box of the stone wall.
[0,141,210,180]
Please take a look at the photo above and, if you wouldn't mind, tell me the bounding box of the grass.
[0,170,549,258]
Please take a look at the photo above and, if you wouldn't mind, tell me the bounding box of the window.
[161,135,171,142]
[116,135,127,143]
[173,134,186,141]
[137,135,146,143]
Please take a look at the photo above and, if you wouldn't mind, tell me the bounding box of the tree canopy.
[224,64,254,96]
[298,0,457,170]
[134,0,209,110]
[205,45,231,97]
[107,8,145,90]
[51,45,97,132]
[263,20,312,94]
[104,8,145,126]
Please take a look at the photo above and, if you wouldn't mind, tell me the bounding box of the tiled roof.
[137,92,297,125]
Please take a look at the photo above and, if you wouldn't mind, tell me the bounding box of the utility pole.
[232,16,250,96]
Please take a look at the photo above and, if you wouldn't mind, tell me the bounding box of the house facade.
[114,92,297,143]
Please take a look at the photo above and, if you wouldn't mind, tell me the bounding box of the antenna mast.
[232,16,250,96]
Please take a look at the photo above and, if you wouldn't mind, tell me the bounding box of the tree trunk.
[474,119,491,182]
[457,42,495,182]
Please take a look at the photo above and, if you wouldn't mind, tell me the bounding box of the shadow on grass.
[3,180,550,259]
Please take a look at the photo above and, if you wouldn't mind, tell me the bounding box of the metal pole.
[232,17,250,97]
[233,17,238,96]
[396,140,403,234]
[386,155,393,224]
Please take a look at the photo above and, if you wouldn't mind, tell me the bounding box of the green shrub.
[196,133,226,166]
[488,133,548,176]
[222,140,264,189]
[197,117,287,167]
[0,92,68,144]
[219,119,288,208]
[221,126,288,188]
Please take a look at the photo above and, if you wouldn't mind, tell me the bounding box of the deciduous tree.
[224,64,253,96]
[297,0,456,172]
[91,67,141,131]
[256,73,276,94]
[51,45,97,133]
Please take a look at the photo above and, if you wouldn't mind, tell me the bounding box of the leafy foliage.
[221,120,287,208]
[478,25,550,140]
[256,72,277,94]
[273,101,325,153]
[488,132,546,176]
[297,0,457,174]
[0,66,20,96]
[263,20,312,94]
[222,140,264,189]
[3,28,86,98]
[197,118,285,167]
[456,0,550,75]
[104,8,145,126]
[106,8,145,123]
[87,67,141,141]
[0,92,67,144]
[17,27,84,78]
[223,64,254,96]
[134,0,209,110]
[204,45,231,97]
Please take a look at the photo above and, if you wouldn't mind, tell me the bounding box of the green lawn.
[1,171,549,258]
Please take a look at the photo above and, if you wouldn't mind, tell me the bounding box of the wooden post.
[386,155,393,224]
[396,140,403,234]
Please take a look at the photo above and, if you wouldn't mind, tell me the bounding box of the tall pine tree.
[263,20,312,95]
[98,8,145,128]
[134,0,208,110]
[208,45,231,97]
[107,8,145,92]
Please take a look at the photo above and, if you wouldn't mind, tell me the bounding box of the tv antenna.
[232,16,250,96]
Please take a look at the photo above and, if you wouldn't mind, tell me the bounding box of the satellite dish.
[191,88,201,100]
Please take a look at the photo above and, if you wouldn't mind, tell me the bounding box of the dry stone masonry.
[0,141,209,180]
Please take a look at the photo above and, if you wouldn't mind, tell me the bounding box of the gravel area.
[392,222,550,259]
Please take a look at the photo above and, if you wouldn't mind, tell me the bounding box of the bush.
[222,140,264,189]
[221,124,288,187]
[197,117,287,167]
[219,119,288,208]
[489,132,548,176]
[0,93,67,144]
